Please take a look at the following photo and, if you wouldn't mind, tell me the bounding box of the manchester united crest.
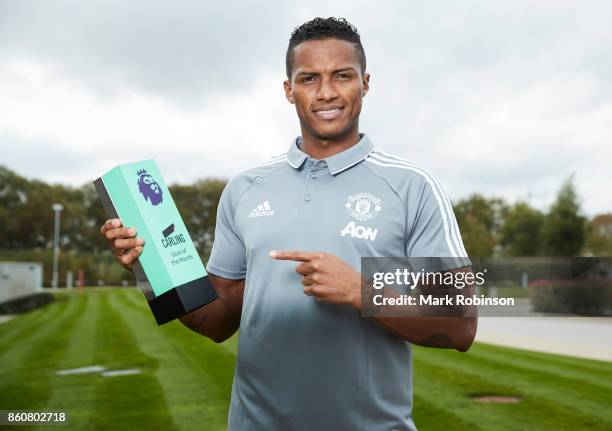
[344,192,382,221]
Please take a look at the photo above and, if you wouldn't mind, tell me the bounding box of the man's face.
[284,38,369,141]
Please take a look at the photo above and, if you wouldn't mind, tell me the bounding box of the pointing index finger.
[270,250,322,261]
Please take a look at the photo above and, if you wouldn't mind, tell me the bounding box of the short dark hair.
[285,17,366,79]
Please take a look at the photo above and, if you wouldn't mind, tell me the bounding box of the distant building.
[0,262,43,304]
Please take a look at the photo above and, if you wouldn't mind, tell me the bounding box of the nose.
[316,76,339,102]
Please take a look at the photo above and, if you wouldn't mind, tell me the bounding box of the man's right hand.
[100,218,145,271]
[100,219,244,342]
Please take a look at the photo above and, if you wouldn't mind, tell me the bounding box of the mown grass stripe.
[484,339,612,370]
[415,366,535,430]
[221,332,239,356]
[416,344,612,416]
[0,292,88,413]
[33,291,102,430]
[412,393,484,431]
[117,289,237,393]
[508,338,612,370]
[473,341,612,381]
[488,339,612,373]
[116,288,157,320]
[90,291,179,431]
[111,289,234,430]
[118,288,151,313]
[0,294,65,351]
[413,351,536,431]
[0,293,81,372]
[413,347,612,430]
[119,289,239,356]
[4,289,611,430]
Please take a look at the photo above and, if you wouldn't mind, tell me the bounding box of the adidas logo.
[248,200,274,218]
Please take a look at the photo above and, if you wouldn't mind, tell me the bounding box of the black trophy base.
[148,276,217,325]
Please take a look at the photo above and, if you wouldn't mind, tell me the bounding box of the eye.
[302,75,316,83]
[336,73,351,80]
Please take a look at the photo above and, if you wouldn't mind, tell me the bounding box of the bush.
[529,279,612,315]
[0,292,54,314]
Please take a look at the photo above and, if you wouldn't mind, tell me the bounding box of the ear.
[284,79,295,104]
[362,72,370,97]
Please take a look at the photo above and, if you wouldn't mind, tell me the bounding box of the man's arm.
[270,250,477,352]
[363,266,478,351]
[370,313,477,352]
[100,218,244,343]
[178,274,244,343]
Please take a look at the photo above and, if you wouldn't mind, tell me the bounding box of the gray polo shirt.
[206,133,468,430]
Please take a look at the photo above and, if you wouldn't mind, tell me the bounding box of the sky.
[0,0,610,215]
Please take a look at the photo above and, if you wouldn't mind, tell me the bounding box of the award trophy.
[94,160,217,324]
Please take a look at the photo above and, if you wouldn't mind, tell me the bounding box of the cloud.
[1,1,611,215]
[0,59,297,185]
[0,0,299,104]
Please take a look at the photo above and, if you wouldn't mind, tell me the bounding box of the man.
[101,17,477,430]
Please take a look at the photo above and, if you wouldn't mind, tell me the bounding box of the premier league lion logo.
[137,169,163,206]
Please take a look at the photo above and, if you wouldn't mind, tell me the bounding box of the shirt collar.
[286,133,374,175]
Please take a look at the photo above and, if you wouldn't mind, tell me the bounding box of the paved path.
[0,315,15,324]
[476,315,612,362]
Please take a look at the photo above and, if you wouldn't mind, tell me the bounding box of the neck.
[299,124,361,160]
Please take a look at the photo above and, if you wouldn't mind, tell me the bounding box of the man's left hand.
[270,250,362,309]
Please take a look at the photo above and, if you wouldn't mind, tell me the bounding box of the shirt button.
[310,173,318,179]
[304,194,312,202]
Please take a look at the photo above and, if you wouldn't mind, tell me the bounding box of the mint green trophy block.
[94,160,217,324]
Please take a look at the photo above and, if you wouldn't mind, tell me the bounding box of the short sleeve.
[405,177,470,269]
[205,179,247,279]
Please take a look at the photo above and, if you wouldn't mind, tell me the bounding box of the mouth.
[313,106,344,121]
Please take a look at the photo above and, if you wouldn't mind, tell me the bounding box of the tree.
[585,213,612,256]
[457,213,497,256]
[0,164,228,257]
[453,194,506,256]
[169,179,227,259]
[542,176,586,256]
[0,165,32,248]
[500,202,544,256]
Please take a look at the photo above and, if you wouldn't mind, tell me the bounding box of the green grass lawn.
[0,289,610,430]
